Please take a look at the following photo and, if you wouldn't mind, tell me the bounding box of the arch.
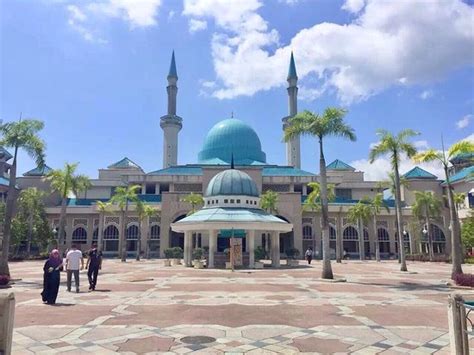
[150,224,160,240]
[421,223,446,254]
[302,225,313,240]
[329,225,336,240]
[72,227,87,244]
[103,225,119,252]
[126,225,139,240]
[377,228,390,254]
[431,224,446,242]
[343,226,358,254]
[343,226,358,240]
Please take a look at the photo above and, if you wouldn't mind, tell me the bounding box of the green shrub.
[171,247,183,259]
[254,246,266,260]
[193,248,204,260]
[164,248,174,259]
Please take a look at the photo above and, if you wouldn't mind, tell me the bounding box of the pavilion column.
[184,231,192,267]
[208,230,217,268]
[271,232,280,268]
[248,230,255,268]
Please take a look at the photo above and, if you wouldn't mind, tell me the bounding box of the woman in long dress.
[41,249,63,305]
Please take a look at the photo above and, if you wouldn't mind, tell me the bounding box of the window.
[224,199,228,203]
[230,199,235,203]
[145,184,156,194]
[150,225,160,240]
[126,225,139,240]
[103,225,119,240]
[237,199,241,203]
[303,225,312,240]
[72,227,87,244]
[335,188,352,200]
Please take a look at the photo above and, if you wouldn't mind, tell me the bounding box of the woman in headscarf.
[41,249,63,305]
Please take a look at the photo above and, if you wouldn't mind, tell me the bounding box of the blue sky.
[1,0,473,180]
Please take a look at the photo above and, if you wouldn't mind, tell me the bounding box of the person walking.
[305,247,313,265]
[85,242,102,291]
[66,244,84,293]
[41,249,63,304]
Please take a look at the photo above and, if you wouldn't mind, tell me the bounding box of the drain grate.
[180,336,216,344]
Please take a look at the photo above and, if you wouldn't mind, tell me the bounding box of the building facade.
[4,53,473,261]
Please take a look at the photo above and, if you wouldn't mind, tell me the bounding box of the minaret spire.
[282,51,301,168]
[160,51,183,168]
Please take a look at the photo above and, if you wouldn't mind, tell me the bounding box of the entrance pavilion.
[171,168,293,268]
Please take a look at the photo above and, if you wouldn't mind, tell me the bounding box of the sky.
[1,0,473,181]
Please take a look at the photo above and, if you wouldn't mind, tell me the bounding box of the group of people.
[41,242,103,305]
[304,247,350,264]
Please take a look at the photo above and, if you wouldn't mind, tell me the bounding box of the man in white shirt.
[66,244,84,293]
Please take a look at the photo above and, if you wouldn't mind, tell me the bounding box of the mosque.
[3,52,473,266]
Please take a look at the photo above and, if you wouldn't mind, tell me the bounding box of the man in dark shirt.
[85,242,102,291]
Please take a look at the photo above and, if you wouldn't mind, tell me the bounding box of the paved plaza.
[3,260,474,354]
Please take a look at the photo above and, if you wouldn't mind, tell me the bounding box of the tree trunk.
[445,166,463,277]
[121,205,127,262]
[136,220,141,261]
[57,197,68,252]
[426,212,434,262]
[336,213,341,263]
[97,212,104,252]
[358,218,365,261]
[26,214,33,256]
[319,138,333,279]
[0,147,18,276]
[394,157,408,272]
[374,214,380,262]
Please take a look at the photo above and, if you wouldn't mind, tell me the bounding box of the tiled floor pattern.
[3,259,474,354]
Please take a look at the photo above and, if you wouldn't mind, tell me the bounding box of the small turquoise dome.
[198,119,266,165]
[205,169,259,197]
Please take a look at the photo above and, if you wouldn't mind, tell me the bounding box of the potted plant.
[172,247,183,265]
[193,248,204,269]
[254,246,265,269]
[163,248,174,266]
[286,248,300,266]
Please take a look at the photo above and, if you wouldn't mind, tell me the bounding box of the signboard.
[232,238,243,266]
[220,229,246,238]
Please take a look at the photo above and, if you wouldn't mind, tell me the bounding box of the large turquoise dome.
[205,169,259,197]
[198,119,266,165]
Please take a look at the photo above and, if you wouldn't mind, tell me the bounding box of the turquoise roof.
[23,165,53,177]
[443,166,474,185]
[205,169,259,197]
[148,166,203,176]
[108,157,142,170]
[451,152,474,164]
[0,177,9,187]
[66,195,161,206]
[403,166,437,180]
[0,147,12,161]
[168,51,177,78]
[198,119,266,165]
[175,207,288,224]
[326,159,355,171]
[262,166,315,176]
[288,51,298,80]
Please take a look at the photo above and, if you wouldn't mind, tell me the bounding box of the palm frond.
[448,140,474,160]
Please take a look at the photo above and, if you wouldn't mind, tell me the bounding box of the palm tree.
[414,139,474,276]
[46,163,90,250]
[260,190,279,214]
[369,129,419,272]
[285,108,356,279]
[348,201,371,261]
[136,201,156,261]
[180,192,204,215]
[0,119,46,276]
[109,185,140,262]
[96,201,111,252]
[17,188,45,255]
[412,191,442,261]
[365,194,390,262]
[454,192,466,211]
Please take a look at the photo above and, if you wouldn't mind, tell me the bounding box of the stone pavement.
[3,259,474,354]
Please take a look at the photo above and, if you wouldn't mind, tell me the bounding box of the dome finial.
[230,153,235,169]
[287,51,298,81]
[168,50,178,79]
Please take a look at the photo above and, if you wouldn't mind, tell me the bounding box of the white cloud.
[65,0,162,42]
[168,10,175,20]
[183,0,473,102]
[188,19,207,33]
[413,140,429,149]
[456,114,471,129]
[279,0,299,5]
[341,0,366,14]
[419,90,433,100]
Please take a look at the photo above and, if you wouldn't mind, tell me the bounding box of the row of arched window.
[70,225,161,243]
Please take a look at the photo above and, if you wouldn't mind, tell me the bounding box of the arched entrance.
[377,228,390,255]
[103,225,119,253]
[170,214,187,248]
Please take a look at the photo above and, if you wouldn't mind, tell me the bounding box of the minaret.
[160,51,182,168]
[282,51,301,168]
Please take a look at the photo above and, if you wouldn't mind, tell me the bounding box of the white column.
[208,230,217,268]
[248,230,255,268]
[271,232,281,268]
[184,231,192,266]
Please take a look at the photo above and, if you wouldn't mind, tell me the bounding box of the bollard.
[448,293,469,355]
[0,292,15,355]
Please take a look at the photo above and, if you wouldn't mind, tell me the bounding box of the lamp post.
[422,225,428,255]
